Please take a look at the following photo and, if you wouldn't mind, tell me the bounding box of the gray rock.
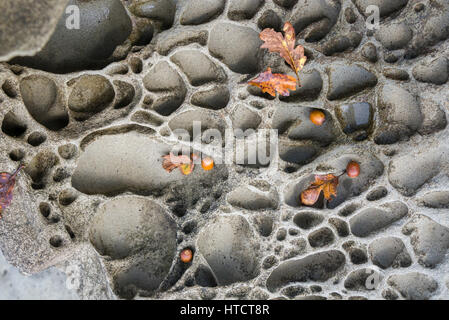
[406,10,449,59]
[228,0,263,21]
[2,79,18,98]
[344,268,382,291]
[180,0,225,25]
[335,102,373,136]
[328,218,350,237]
[345,7,358,24]
[90,196,177,298]
[366,186,388,201]
[230,104,262,131]
[12,0,132,73]
[387,272,438,300]
[272,106,337,145]
[327,64,378,100]
[253,215,274,237]
[383,68,410,81]
[289,0,341,42]
[197,215,260,286]
[352,0,409,17]
[266,250,346,292]
[58,144,78,160]
[68,75,115,120]
[227,184,279,210]
[157,29,208,55]
[20,75,69,130]
[402,214,449,268]
[143,61,187,116]
[191,86,230,110]
[112,80,135,109]
[361,42,378,63]
[388,146,448,196]
[0,0,69,61]
[278,140,321,166]
[375,23,413,50]
[1,112,27,137]
[279,69,323,102]
[209,23,262,74]
[308,227,335,248]
[374,84,423,145]
[293,212,324,229]
[24,150,59,186]
[72,129,228,198]
[419,99,447,135]
[417,191,449,209]
[168,109,227,144]
[368,237,412,269]
[322,32,363,56]
[349,201,408,237]
[130,0,176,29]
[171,50,226,86]
[27,132,47,147]
[413,57,449,85]
[258,10,282,31]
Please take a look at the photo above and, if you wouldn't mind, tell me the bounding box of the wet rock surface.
[1,0,449,301]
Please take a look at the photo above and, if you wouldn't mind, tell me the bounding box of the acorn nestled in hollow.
[300,161,361,206]
[180,248,193,263]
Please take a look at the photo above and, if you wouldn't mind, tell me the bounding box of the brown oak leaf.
[300,174,339,206]
[259,22,307,85]
[162,153,195,175]
[248,67,297,97]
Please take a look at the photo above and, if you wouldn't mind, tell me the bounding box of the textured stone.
[12,0,132,73]
[349,202,408,237]
[197,215,260,285]
[228,0,263,21]
[180,0,225,25]
[368,237,412,269]
[170,50,226,86]
[413,57,449,85]
[209,23,262,74]
[68,75,115,120]
[327,64,377,100]
[20,75,69,130]
[402,215,449,268]
[266,250,346,292]
[387,273,438,300]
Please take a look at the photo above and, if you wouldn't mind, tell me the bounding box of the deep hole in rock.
[49,236,63,248]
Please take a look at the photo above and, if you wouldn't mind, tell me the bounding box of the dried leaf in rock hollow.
[248,67,297,97]
[301,174,339,206]
[0,164,24,218]
[162,153,195,175]
[260,22,307,84]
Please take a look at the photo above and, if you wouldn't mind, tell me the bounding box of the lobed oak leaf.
[259,22,307,84]
[248,67,297,97]
[0,164,24,218]
[301,174,339,206]
[162,153,196,175]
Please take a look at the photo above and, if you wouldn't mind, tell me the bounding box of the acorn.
[346,161,360,178]
[310,110,326,126]
[180,248,193,263]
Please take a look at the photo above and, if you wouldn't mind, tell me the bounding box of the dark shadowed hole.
[49,236,63,248]
[39,202,51,218]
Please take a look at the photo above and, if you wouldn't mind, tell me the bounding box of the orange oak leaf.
[260,22,307,85]
[248,67,297,97]
[301,174,339,206]
[162,153,195,175]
